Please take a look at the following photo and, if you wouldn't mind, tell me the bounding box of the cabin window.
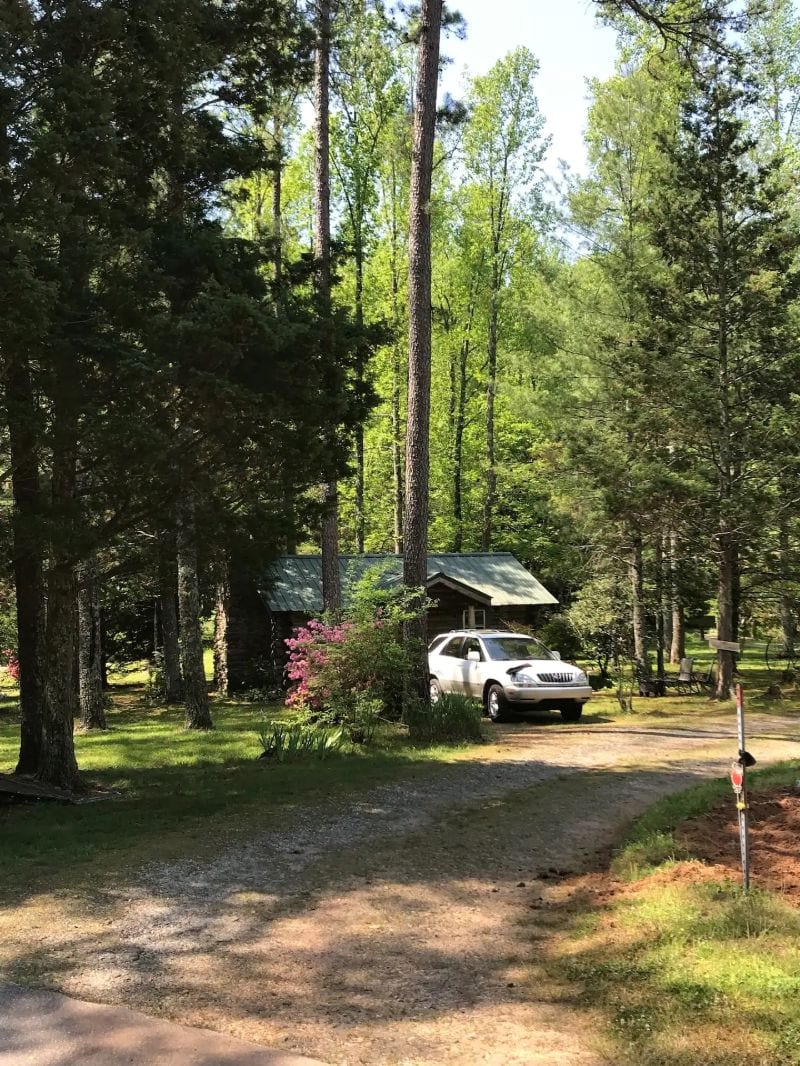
[463,607,486,629]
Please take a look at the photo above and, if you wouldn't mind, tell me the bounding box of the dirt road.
[3,713,798,1064]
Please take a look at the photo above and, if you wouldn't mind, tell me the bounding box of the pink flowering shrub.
[284,618,354,711]
[1,649,19,682]
[284,567,431,727]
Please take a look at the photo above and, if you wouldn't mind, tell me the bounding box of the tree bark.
[38,388,82,790]
[654,535,665,692]
[482,262,500,550]
[314,0,342,609]
[77,560,106,730]
[272,109,283,287]
[660,532,673,655]
[715,179,736,700]
[630,530,650,681]
[177,495,212,729]
[716,529,738,698]
[778,516,796,657]
[389,157,404,554]
[6,351,46,774]
[354,243,366,553]
[452,293,476,553]
[158,542,184,703]
[403,0,443,706]
[669,530,685,664]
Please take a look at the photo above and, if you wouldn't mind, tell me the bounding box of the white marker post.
[733,684,751,892]
[708,639,753,892]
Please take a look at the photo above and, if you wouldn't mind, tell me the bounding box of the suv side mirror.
[551,650,561,660]
[467,650,481,663]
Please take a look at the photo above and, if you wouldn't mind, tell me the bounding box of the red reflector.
[731,768,744,789]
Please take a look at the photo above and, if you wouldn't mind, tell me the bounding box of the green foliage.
[568,574,633,679]
[536,615,584,662]
[406,693,484,745]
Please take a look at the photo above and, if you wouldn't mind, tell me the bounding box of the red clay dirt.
[678,784,800,901]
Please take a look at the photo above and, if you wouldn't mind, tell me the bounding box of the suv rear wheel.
[486,684,508,723]
[430,677,442,705]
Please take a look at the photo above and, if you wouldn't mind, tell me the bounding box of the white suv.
[428,630,592,723]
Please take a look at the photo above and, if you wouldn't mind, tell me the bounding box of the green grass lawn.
[548,761,800,1066]
[0,686,473,905]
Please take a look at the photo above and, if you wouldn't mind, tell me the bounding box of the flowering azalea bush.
[1,649,19,682]
[284,567,430,736]
[285,618,354,710]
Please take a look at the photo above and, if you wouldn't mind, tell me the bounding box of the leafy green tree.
[461,48,549,549]
[648,53,800,694]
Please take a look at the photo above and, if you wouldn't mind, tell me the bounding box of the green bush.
[537,614,584,661]
[257,720,345,762]
[407,693,484,744]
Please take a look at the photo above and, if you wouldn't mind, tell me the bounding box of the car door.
[435,636,465,692]
[459,636,485,697]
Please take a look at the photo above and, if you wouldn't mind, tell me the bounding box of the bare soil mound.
[678,784,800,900]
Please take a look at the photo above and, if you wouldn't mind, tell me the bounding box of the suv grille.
[537,672,574,684]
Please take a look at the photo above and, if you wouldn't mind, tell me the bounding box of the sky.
[440,0,620,179]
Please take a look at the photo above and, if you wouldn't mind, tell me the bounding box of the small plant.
[342,693,382,745]
[406,693,484,744]
[257,720,345,762]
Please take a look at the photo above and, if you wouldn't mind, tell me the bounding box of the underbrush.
[548,761,800,1066]
[407,693,484,744]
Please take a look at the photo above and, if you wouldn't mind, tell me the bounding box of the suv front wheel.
[486,684,508,723]
[560,701,584,723]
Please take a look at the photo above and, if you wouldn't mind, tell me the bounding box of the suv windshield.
[482,636,555,662]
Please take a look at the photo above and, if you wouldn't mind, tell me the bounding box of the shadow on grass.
[0,762,721,1064]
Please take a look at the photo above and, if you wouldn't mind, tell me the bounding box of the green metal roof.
[259,553,558,614]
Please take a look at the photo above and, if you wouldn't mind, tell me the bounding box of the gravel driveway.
[2,712,798,1065]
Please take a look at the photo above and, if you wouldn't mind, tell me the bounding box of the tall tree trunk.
[403,0,443,706]
[390,159,404,554]
[669,530,685,664]
[354,242,366,553]
[7,351,46,774]
[482,263,500,550]
[654,536,665,692]
[715,169,736,699]
[38,390,82,790]
[717,529,738,698]
[778,516,796,657]
[660,532,673,655]
[177,495,212,730]
[272,110,283,287]
[314,0,341,609]
[452,291,476,553]
[630,529,650,681]
[158,542,184,703]
[77,560,106,730]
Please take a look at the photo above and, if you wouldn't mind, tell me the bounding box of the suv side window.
[441,637,465,658]
[463,637,483,661]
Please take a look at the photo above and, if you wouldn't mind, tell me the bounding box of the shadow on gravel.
[4,716,799,1065]
[1,763,733,1056]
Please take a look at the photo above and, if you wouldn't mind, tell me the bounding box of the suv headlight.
[573,670,588,685]
[512,670,538,687]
